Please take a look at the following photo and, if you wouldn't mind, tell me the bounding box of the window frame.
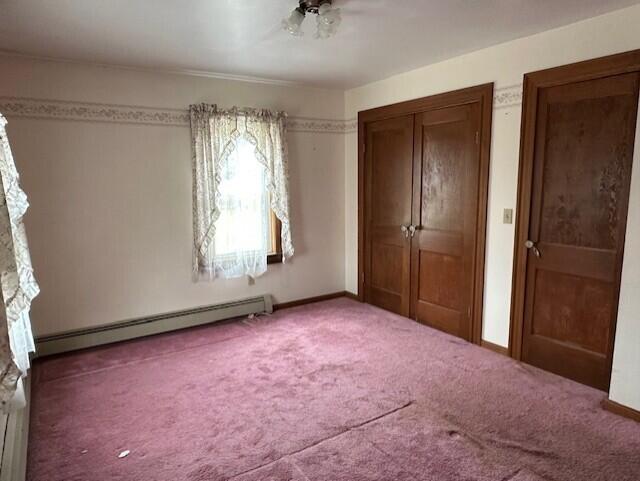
[267,211,283,264]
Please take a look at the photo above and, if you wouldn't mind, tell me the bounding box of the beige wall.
[344,4,640,410]
[0,55,346,337]
[610,103,640,412]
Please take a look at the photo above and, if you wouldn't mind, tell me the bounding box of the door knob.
[408,225,417,238]
[525,240,541,258]
[400,224,410,239]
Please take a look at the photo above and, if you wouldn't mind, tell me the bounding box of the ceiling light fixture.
[282,0,342,39]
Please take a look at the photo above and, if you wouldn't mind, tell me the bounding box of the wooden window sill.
[267,253,283,265]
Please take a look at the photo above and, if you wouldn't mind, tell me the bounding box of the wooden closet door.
[410,104,481,340]
[521,73,639,390]
[363,116,414,316]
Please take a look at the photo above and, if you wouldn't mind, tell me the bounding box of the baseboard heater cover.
[0,378,30,481]
[35,294,273,358]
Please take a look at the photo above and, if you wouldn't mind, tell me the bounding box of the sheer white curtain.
[190,104,294,280]
[0,114,39,410]
[214,138,270,278]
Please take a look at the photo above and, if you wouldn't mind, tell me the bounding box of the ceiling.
[0,0,638,89]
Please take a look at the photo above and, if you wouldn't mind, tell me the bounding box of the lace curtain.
[190,104,294,280]
[0,114,39,410]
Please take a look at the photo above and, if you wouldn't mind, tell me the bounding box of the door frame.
[357,83,494,345]
[509,50,640,374]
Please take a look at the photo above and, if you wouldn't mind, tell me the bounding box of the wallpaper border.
[0,85,521,133]
[493,84,523,109]
[0,96,355,133]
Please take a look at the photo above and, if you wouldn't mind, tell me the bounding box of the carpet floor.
[28,298,640,481]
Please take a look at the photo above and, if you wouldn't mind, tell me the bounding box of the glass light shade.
[314,23,334,39]
[282,9,305,36]
[318,3,332,16]
[317,4,341,26]
[315,4,341,38]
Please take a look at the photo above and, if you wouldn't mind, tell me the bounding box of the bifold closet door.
[363,115,414,316]
[410,104,481,340]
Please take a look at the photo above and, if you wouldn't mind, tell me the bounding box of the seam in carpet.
[500,466,558,481]
[362,405,561,481]
[366,439,422,481]
[441,412,559,460]
[445,428,486,451]
[500,468,523,481]
[288,457,313,481]
[438,415,562,481]
[486,437,559,459]
[225,400,415,480]
[347,400,414,430]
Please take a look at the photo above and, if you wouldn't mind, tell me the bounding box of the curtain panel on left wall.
[190,104,294,281]
[0,114,39,410]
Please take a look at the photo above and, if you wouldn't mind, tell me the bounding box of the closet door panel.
[411,104,481,340]
[363,116,414,316]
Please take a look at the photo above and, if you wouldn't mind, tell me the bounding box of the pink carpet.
[28,298,640,481]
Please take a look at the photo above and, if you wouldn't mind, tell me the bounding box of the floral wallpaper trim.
[0,86,521,132]
[0,96,356,132]
[493,84,523,109]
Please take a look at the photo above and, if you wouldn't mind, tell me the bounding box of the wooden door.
[410,104,481,340]
[363,115,414,316]
[520,72,639,390]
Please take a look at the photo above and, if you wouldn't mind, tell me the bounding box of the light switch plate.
[503,208,513,224]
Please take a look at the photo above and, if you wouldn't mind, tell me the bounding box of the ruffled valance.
[190,104,294,280]
[0,113,39,410]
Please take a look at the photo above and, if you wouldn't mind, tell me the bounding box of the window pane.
[214,138,270,258]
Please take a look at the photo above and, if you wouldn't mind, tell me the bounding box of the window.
[214,138,281,275]
[190,104,293,281]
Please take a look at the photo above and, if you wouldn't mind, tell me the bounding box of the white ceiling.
[0,0,638,89]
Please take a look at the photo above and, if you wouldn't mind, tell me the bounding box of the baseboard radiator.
[35,294,273,358]
[0,378,30,481]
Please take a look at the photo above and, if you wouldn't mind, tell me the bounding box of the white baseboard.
[35,294,273,357]
[0,377,31,481]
